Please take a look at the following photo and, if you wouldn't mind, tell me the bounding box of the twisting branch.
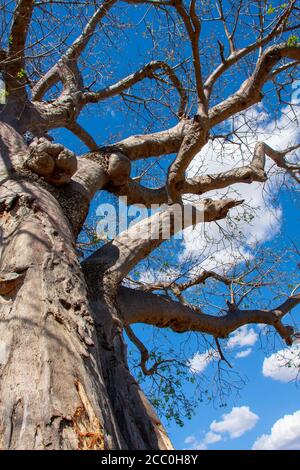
[183,141,300,194]
[81,61,188,118]
[57,58,83,94]
[74,139,299,209]
[125,324,172,376]
[166,116,209,202]
[256,142,300,183]
[83,198,242,293]
[209,43,300,126]
[126,140,299,207]
[204,0,298,96]
[117,287,300,345]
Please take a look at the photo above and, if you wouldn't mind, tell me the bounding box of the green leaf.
[287,35,299,47]
[267,5,275,15]
[17,68,26,79]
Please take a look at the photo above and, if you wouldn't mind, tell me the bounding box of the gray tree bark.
[0,129,172,449]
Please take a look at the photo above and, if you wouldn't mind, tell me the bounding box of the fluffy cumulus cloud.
[185,406,259,450]
[133,266,181,287]
[188,326,258,374]
[180,103,299,266]
[187,349,220,374]
[210,406,259,439]
[262,346,300,382]
[227,326,258,349]
[253,410,300,450]
[235,348,252,359]
[185,431,222,450]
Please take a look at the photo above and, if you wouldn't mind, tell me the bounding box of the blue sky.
[42,1,300,450]
[169,190,300,450]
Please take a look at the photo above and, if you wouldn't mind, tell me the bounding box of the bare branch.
[73,136,299,210]
[215,337,232,369]
[166,116,209,202]
[111,179,168,207]
[184,141,300,194]
[117,287,300,345]
[173,0,206,113]
[31,0,117,101]
[88,120,189,161]
[82,60,188,118]
[9,0,34,67]
[269,60,300,79]
[216,0,235,54]
[204,1,298,95]
[83,198,242,290]
[209,43,300,126]
[124,324,171,376]
[139,269,233,293]
[67,122,98,151]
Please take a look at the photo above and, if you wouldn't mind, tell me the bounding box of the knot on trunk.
[107,152,131,186]
[84,150,131,187]
[26,138,77,186]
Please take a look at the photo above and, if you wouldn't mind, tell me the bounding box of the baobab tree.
[0,0,299,450]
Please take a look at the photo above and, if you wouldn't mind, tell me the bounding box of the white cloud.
[185,406,259,450]
[210,406,259,439]
[181,240,252,274]
[227,326,258,349]
[235,348,252,359]
[262,346,300,382]
[187,349,219,374]
[180,103,299,267]
[204,431,222,445]
[127,265,181,289]
[187,327,258,374]
[253,410,300,450]
[184,432,222,450]
[184,435,196,445]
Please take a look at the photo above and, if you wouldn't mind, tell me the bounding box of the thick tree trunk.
[0,177,172,450]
